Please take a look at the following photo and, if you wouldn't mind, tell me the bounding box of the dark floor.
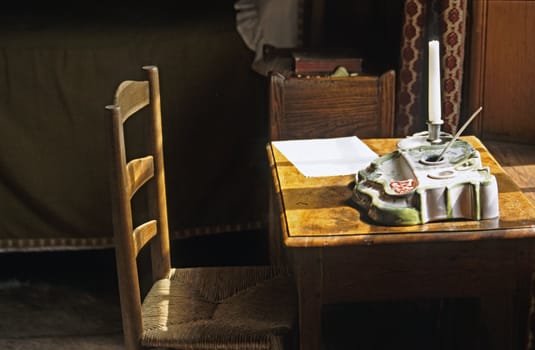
[0,230,488,350]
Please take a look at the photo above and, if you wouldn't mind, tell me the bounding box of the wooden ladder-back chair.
[106,66,297,350]
[269,69,396,141]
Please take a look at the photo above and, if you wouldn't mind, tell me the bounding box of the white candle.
[428,40,442,123]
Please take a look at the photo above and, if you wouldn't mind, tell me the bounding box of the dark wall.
[323,0,405,74]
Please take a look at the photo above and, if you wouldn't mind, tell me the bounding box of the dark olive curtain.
[0,7,267,251]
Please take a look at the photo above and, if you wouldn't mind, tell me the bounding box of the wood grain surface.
[269,136,535,247]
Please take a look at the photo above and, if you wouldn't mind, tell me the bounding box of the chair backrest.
[106,65,170,349]
[269,70,396,140]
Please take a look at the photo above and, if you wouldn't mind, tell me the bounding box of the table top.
[268,136,535,247]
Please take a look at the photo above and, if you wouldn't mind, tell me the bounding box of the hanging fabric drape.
[396,0,468,137]
[234,0,302,75]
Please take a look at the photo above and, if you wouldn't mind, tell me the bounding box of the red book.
[292,52,363,75]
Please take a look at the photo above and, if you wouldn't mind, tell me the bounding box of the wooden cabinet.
[468,0,535,144]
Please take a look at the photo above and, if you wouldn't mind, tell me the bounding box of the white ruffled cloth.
[234,0,301,75]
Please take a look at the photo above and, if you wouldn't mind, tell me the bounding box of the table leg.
[480,283,531,350]
[515,268,533,350]
[295,248,323,350]
[480,295,513,350]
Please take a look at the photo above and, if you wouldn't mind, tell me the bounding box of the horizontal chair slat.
[126,156,154,198]
[133,220,157,255]
[115,80,150,122]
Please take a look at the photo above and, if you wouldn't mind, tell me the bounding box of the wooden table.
[267,136,535,350]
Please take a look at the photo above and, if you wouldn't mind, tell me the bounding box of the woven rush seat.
[142,266,295,349]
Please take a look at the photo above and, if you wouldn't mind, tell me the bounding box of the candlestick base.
[397,123,451,150]
[426,121,444,143]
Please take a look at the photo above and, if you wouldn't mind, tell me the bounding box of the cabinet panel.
[482,1,535,143]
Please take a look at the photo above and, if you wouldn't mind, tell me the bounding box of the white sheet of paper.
[272,136,378,177]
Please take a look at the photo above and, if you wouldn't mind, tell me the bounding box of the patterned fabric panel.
[396,0,467,137]
[396,0,428,137]
[440,0,468,134]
